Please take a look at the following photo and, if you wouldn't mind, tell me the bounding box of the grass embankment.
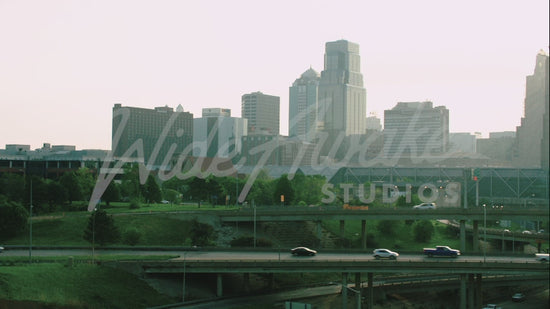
[0,263,175,309]
[322,220,463,251]
[4,210,194,247]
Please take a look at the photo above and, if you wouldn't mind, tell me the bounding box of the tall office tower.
[366,114,382,132]
[289,68,320,141]
[317,40,367,144]
[193,108,247,158]
[383,101,449,158]
[112,104,193,167]
[241,91,280,136]
[514,50,549,168]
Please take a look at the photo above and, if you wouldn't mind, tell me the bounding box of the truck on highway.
[423,246,460,257]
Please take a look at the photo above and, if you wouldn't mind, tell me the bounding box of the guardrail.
[137,258,550,275]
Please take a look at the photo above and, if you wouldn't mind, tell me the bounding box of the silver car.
[413,203,436,210]
[373,248,399,260]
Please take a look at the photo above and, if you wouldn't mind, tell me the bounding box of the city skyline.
[0,0,548,150]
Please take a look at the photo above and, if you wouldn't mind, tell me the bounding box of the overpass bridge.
[119,251,549,309]
[211,206,549,254]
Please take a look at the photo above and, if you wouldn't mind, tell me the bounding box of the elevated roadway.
[137,251,549,275]
[214,206,549,222]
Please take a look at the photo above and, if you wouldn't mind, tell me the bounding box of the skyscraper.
[383,101,449,158]
[193,108,247,158]
[289,67,320,141]
[514,50,549,168]
[318,40,367,141]
[241,91,280,136]
[112,104,193,167]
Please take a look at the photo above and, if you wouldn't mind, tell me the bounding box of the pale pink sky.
[0,0,548,150]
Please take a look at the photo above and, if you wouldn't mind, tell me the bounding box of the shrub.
[129,199,141,209]
[413,220,434,242]
[123,228,141,246]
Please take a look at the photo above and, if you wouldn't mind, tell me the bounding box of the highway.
[169,250,543,264]
[1,248,544,264]
[2,248,545,264]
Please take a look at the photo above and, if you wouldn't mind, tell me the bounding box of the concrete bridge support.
[361,220,367,250]
[354,273,361,289]
[367,273,374,309]
[216,274,223,297]
[340,220,345,248]
[342,272,348,309]
[460,220,466,252]
[473,221,479,252]
[475,274,483,309]
[316,221,322,248]
[243,273,250,293]
[460,274,467,309]
[467,274,475,309]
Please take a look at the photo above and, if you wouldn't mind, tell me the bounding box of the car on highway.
[482,304,501,309]
[423,245,460,257]
[291,247,317,256]
[413,202,436,210]
[522,230,532,235]
[535,253,549,262]
[0,246,3,253]
[373,248,399,260]
[512,292,525,302]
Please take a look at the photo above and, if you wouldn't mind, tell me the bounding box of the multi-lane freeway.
[1,248,545,265]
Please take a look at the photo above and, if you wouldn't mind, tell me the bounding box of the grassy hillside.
[3,213,193,247]
[0,263,175,308]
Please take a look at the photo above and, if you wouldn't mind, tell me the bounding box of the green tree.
[0,196,28,240]
[102,181,121,206]
[187,177,208,205]
[163,188,180,204]
[189,219,215,246]
[206,177,223,205]
[273,174,294,206]
[47,181,68,211]
[247,178,274,206]
[291,174,326,205]
[377,220,397,236]
[0,173,25,202]
[25,176,49,213]
[143,175,162,204]
[83,209,120,246]
[60,172,83,204]
[75,168,97,201]
[413,220,435,242]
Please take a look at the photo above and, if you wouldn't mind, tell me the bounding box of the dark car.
[291,247,317,256]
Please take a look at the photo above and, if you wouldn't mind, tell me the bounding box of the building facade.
[514,51,549,168]
[317,40,367,142]
[383,101,449,158]
[193,108,247,158]
[112,104,193,168]
[241,92,280,136]
[289,68,320,141]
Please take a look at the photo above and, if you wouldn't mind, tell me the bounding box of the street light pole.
[29,179,33,263]
[182,251,187,302]
[253,200,256,248]
[483,204,486,263]
[92,208,95,263]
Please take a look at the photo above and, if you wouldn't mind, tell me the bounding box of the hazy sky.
[1,0,548,150]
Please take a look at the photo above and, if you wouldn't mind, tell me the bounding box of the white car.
[535,253,549,262]
[413,203,436,210]
[373,248,399,260]
[0,246,4,253]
